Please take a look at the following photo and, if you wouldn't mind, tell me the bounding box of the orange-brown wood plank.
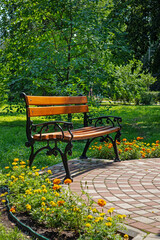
[33,126,120,141]
[28,105,89,117]
[71,126,120,140]
[25,95,88,106]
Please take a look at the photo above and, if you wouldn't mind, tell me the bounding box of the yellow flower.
[124,234,129,240]
[41,185,46,189]
[73,207,81,212]
[13,158,19,162]
[46,208,50,211]
[105,222,112,227]
[108,207,115,214]
[41,197,46,201]
[94,217,104,222]
[85,223,91,228]
[87,215,93,219]
[35,172,39,176]
[54,192,59,197]
[13,166,18,170]
[25,190,32,195]
[107,217,112,221]
[97,199,106,207]
[47,170,52,174]
[20,161,26,165]
[26,204,31,211]
[43,189,47,193]
[45,178,51,183]
[99,212,105,216]
[50,201,57,207]
[12,162,17,166]
[41,208,45,212]
[64,178,72,184]
[1,199,6,203]
[5,166,10,169]
[6,173,10,177]
[41,202,46,206]
[92,208,98,213]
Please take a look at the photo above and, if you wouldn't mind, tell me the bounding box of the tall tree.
[110,0,160,83]
[1,0,133,99]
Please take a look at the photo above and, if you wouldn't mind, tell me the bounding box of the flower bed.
[0,159,129,240]
[90,138,160,160]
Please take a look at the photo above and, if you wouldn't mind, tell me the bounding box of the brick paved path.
[49,158,160,235]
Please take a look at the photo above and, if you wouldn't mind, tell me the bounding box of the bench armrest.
[31,121,73,141]
[88,116,122,128]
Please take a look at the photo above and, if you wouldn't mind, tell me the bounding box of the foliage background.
[0,0,159,103]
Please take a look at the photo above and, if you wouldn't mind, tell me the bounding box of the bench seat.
[33,126,121,141]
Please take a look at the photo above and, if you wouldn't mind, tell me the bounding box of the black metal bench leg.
[80,138,95,159]
[61,142,73,181]
[113,130,121,162]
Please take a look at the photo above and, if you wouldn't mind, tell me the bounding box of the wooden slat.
[28,105,89,117]
[25,95,88,106]
[33,126,120,141]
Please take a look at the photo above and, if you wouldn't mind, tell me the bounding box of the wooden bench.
[21,93,122,180]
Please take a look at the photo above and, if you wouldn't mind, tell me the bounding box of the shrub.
[90,138,160,160]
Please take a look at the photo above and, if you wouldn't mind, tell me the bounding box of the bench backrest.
[21,93,89,117]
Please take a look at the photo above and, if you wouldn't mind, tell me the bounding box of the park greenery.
[0,0,160,239]
[0,0,160,104]
[0,159,128,239]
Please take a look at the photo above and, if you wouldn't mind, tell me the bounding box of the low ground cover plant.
[0,159,128,240]
[90,137,160,160]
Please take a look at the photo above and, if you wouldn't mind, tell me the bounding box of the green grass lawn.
[0,104,160,171]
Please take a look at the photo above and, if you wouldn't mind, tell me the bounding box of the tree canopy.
[0,0,158,102]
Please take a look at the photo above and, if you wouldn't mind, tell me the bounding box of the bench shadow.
[48,158,116,180]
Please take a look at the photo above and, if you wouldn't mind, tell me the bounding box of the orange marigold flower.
[119,149,122,154]
[57,200,65,206]
[156,140,159,144]
[64,178,72,184]
[98,146,102,151]
[142,153,146,158]
[108,143,113,149]
[53,184,61,190]
[137,137,143,140]
[10,207,16,213]
[53,178,61,185]
[123,138,127,141]
[97,199,106,207]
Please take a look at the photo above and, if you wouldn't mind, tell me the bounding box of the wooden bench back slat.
[28,105,89,117]
[25,95,88,106]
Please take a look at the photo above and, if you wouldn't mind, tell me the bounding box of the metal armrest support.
[31,121,73,141]
[88,116,122,128]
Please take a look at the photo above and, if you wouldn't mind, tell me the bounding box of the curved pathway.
[49,158,160,235]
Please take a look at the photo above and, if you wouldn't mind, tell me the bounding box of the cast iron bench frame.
[21,92,122,180]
